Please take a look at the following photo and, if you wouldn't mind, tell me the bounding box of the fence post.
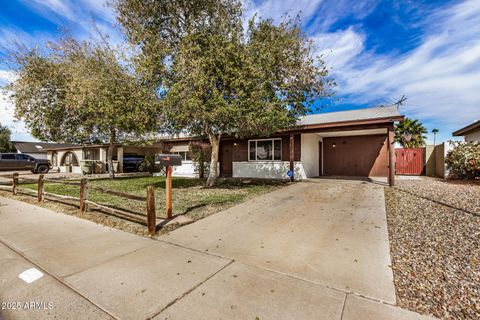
[165,165,173,219]
[79,177,88,212]
[146,186,156,236]
[12,173,18,195]
[37,174,45,202]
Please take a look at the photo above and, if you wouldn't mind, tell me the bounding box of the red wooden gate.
[395,148,425,175]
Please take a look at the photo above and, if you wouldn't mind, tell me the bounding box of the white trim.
[173,151,191,161]
[233,161,307,180]
[170,145,189,152]
[248,138,282,161]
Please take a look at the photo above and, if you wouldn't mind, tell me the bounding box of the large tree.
[0,123,14,152]
[116,0,334,186]
[8,36,160,178]
[394,117,428,148]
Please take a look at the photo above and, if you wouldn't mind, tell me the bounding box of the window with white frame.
[174,151,192,161]
[248,139,282,161]
[83,149,96,160]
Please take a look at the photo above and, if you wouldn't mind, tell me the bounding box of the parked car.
[0,153,51,173]
[122,155,145,172]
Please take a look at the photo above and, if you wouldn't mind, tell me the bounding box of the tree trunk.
[108,128,116,180]
[206,133,220,187]
[198,153,205,179]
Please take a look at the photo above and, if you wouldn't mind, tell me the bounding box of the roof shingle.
[12,141,79,153]
[297,105,401,126]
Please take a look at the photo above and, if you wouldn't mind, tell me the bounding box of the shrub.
[139,154,157,174]
[445,141,480,179]
[189,141,211,179]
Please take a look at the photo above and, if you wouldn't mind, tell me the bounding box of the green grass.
[21,176,287,220]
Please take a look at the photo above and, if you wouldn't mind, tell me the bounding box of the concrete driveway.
[162,180,396,304]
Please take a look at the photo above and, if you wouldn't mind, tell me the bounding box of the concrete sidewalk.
[0,195,435,320]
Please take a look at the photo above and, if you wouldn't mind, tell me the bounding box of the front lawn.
[22,176,287,222]
[385,177,480,319]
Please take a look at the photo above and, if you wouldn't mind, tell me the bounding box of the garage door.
[323,135,388,177]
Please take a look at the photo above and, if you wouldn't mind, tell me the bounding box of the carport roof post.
[388,128,395,187]
[117,147,124,173]
[289,134,294,182]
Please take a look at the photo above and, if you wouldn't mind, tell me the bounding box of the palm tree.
[394,118,428,148]
[432,128,439,146]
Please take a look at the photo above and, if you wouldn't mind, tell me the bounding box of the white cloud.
[0,27,54,56]
[309,0,480,137]
[4,0,479,144]
[24,0,76,22]
[0,88,33,140]
[313,27,365,70]
[18,0,120,46]
[242,0,480,143]
[20,0,113,23]
[0,70,16,85]
[244,0,322,22]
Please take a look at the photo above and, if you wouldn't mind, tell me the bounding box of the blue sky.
[1,0,479,144]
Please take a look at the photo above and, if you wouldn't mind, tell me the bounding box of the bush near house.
[445,141,480,179]
[189,141,212,179]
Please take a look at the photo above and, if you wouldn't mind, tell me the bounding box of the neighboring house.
[45,106,404,185]
[431,120,480,179]
[12,141,78,160]
[45,142,164,174]
[452,120,480,142]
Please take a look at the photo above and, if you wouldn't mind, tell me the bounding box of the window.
[84,149,96,160]
[61,152,79,166]
[1,154,15,160]
[248,139,282,161]
[16,154,32,161]
[174,151,191,161]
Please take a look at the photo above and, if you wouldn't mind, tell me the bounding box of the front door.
[219,141,233,177]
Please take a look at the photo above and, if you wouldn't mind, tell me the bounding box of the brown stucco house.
[162,105,403,186]
[45,105,403,186]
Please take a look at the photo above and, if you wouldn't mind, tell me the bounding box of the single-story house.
[45,106,403,185]
[45,142,164,174]
[452,120,480,142]
[162,105,403,185]
[12,141,78,159]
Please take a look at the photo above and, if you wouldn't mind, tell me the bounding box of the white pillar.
[99,148,107,173]
[117,147,124,173]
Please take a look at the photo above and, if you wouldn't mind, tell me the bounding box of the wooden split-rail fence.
[0,173,159,236]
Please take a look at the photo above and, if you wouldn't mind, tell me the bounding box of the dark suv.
[0,153,51,173]
[122,155,145,172]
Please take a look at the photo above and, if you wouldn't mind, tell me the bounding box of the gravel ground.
[395,177,480,215]
[385,178,480,319]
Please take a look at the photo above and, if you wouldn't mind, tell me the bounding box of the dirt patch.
[385,178,480,319]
